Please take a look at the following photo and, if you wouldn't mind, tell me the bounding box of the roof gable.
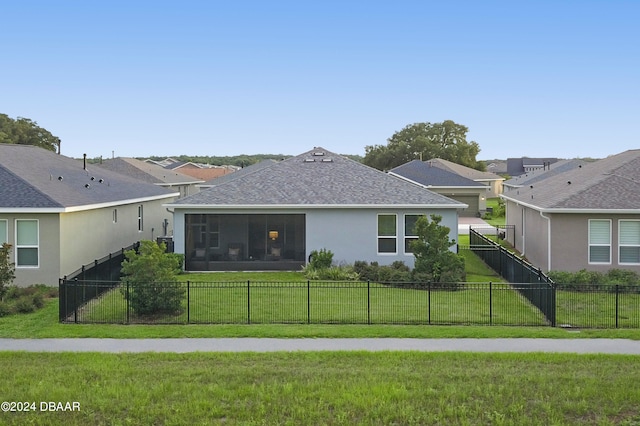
[171,148,464,208]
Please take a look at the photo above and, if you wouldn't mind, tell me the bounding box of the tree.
[0,114,60,152]
[411,215,466,283]
[364,120,483,171]
[0,243,16,300]
[120,240,185,316]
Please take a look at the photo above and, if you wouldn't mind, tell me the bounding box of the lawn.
[1,351,640,425]
[76,279,547,326]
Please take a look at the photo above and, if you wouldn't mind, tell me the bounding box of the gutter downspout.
[539,211,551,272]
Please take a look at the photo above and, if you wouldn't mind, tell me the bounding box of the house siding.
[1,213,61,287]
[173,207,459,270]
[58,198,175,281]
[506,200,640,273]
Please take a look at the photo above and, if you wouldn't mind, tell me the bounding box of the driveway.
[458,217,492,235]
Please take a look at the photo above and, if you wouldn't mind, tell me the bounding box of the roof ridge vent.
[303,158,316,163]
[321,158,333,162]
[312,151,325,156]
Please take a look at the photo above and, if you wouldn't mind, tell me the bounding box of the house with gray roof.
[503,159,587,192]
[97,157,204,197]
[506,157,559,177]
[166,148,467,271]
[389,160,489,217]
[425,158,505,197]
[500,149,640,273]
[0,144,179,286]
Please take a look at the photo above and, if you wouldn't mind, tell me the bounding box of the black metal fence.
[58,243,139,323]
[469,228,556,325]
[59,279,554,326]
[59,279,640,328]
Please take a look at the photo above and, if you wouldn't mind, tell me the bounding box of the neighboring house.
[484,160,507,176]
[166,148,467,272]
[500,149,640,273]
[389,160,489,217]
[160,160,238,181]
[97,157,204,197]
[424,158,504,197]
[503,159,587,192]
[506,157,559,177]
[197,159,279,189]
[0,144,179,286]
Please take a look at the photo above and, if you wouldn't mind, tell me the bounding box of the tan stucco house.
[500,149,640,273]
[0,144,179,286]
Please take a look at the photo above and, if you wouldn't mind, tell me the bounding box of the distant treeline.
[144,153,364,167]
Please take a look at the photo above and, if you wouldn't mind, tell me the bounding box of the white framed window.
[137,205,144,232]
[588,219,611,264]
[16,219,39,267]
[113,209,118,224]
[377,214,397,254]
[404,214,421,254]
[619,220,640,265]
[0,219,7,244]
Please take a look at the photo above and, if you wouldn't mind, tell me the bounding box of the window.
[16,219,39,267]
[113,209,118,224]
[404,214,421,254]
[0,219,7,244]
[137,205,144,232]
[377,214,397,254]
[589,219,611,264]
[619,220,640,264]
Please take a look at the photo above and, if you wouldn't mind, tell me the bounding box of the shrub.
[309,248,334,270]
[0,301,11,317]
[120,240,185,316]
[549,269,640,292]
[411,215,466,283]
[13,296,37,313]
[0,243,16,299]
[352,261,412,283]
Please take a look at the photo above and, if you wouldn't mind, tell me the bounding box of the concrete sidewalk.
[2,338,640,354]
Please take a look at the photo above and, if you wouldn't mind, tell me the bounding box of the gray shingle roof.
[504,159,588,188]
[0,144,178,210]
[501,150,640,211]
[390,160,486,187]
[170,148,464,208]
[426,158,504,182]
[200,159,278,186]
[97,157,203,185]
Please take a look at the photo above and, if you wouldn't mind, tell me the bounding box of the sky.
[1,1,638,161]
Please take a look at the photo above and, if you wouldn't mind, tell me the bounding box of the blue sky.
[2,1,638,160]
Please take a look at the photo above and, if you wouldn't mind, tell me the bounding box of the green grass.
[3,299,640,339]
[1,351,640,425]
[77,280,546,326]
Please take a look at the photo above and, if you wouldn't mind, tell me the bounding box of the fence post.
[187,280,190,325]
[615,284,619,329]
[489,282,493,325]
[126,281,130,324]
[428,281,431,325]
[73,278,78,324]
[247,280,251,324]
[367,281,371,325]
[307,280,311,324]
